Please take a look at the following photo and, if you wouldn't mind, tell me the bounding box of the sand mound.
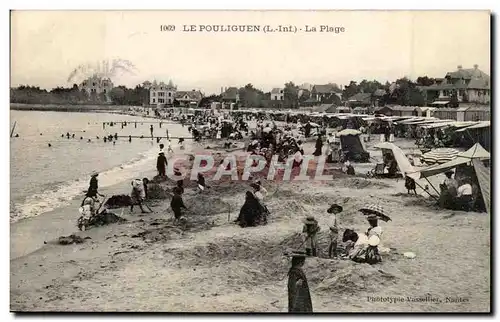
[131,224,184,243]
[147,183,170,199]
[310,259,399,296]
[85,211,127,229]
[185,195,231,216]
[105,195,132,208]
[58,234,89,245]
[337,178,392,189]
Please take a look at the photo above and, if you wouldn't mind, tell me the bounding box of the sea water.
[10,109,189,223]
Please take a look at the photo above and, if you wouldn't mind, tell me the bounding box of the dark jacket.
[288,267,313,312]
[86,177,98,197]
[171,195,186,210]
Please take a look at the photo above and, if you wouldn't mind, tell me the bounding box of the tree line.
[10,75,445,107]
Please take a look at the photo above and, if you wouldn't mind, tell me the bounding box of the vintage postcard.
[10,10,491,313]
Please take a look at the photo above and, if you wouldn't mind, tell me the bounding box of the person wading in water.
[286,250,313,312]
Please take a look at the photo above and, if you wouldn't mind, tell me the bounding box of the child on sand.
[326,204,343,258]
[302,216,320,257]
[170,186,187,223]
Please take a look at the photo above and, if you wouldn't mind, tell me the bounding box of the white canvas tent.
[408,143,490,180]
[374,142,415,177]
[406,143,490,213]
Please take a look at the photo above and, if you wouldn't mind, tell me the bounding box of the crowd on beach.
[61,106,488,313]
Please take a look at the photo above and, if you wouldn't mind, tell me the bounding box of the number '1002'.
[160,25,175,32]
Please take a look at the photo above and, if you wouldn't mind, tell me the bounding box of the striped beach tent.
[422,148,460,165]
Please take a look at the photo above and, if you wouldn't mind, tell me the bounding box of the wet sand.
[10,138,490,312]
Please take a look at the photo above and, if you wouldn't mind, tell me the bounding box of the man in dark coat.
[287,251,313,312]
[156,152,168,177]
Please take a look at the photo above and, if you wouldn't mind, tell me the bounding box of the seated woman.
[235,191,265,228]
[342,227,382,265]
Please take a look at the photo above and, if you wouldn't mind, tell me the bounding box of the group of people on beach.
[286,203,390,312]
[439,170,478,212]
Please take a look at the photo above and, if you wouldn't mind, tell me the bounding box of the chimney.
[474,64,478,69]
[457,65,463,70]
[221,87,223,94]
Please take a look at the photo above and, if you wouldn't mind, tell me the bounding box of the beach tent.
[408,143,490,180]
[472,158,491,214]
[337,129,370,162]
[374,142,415,177]
[407,143,491,213]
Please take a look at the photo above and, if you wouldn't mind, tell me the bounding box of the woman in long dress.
[287,251,313,312]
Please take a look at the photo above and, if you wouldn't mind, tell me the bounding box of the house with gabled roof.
[311,84,342,103]
[271,88,284,101]
[144,80,176,105]
[175,89,203,107]
[419,64,490,105]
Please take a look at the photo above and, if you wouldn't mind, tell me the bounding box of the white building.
[271,88,284,101]
[144,80,177,105]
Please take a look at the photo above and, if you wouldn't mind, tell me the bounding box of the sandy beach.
[10,137,490,312]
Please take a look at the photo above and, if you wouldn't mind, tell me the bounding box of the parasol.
[262,127,272,133]
[422,148,460,165]
[359,204,392,222]
[336,129,362,137]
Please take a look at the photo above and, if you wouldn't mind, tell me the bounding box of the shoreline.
[10,103,137,113]
[9,109,182,225]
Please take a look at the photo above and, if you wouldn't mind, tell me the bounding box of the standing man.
[287,251,313,313]
[156,152,168,177]
[150,124,154,139]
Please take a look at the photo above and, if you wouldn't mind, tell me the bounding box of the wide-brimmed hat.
[327,204,343,214]
[444,170,454,175]
[303,216,317,225]
[91,171,98,177]
[360,204,392,222]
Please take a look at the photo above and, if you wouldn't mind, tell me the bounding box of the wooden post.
[10,121,17,138]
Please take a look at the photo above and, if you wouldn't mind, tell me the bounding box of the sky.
[10,10,490,95]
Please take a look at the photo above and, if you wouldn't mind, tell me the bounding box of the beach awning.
[420,121,456,129]
[408,143,490,180]
[455,121,490,132]
[374,142,415,177]
[431,101,450,105]
[337,129,362,136]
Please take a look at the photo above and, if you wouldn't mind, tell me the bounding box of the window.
[103,89,106,93]
[93,82,96,86]
[153,98,156,103]
[152,92,156,97]
[158,98,165,103]
[168,92,171,97]
[159,92,165,97]
[280,90,283,94]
